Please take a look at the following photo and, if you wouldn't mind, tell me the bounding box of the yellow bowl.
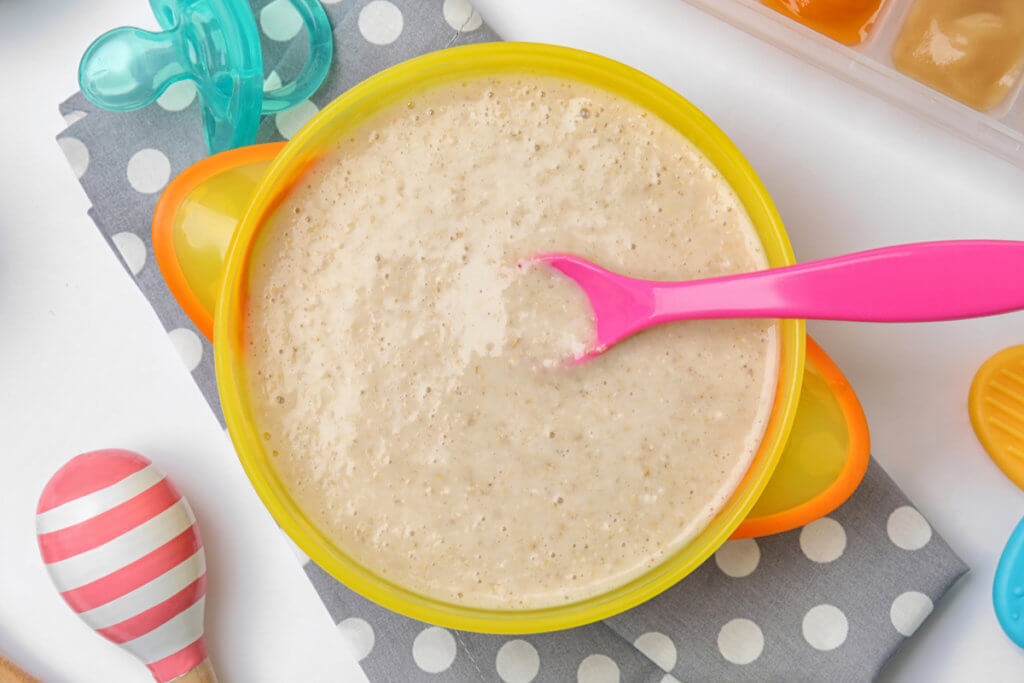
[204,43,806,632]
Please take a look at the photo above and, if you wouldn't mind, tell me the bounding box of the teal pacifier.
[79,0,332,154]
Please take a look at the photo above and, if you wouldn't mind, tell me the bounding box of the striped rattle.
[36,450,216,682]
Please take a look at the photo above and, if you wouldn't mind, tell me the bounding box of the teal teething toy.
[79,0,332,154]
[994,516,1024,648]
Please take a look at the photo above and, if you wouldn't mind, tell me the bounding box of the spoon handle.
[652,240,1024,323]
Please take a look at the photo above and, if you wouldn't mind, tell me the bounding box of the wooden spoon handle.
[0,653,37,683]
[170,658,218,683]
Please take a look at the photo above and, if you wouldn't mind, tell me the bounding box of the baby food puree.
[761,0,887,45]
[892,0,1024,111]
[245,76,779,608]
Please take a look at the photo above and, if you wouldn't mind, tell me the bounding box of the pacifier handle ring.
[78,0,334,154]
[259,0,333,114]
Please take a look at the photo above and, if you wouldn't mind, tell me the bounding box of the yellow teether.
[970,345,1024,490]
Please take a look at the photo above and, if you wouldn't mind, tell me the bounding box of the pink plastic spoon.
[535,240,1024,362]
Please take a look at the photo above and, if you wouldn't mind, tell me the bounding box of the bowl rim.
[214,41,806,633]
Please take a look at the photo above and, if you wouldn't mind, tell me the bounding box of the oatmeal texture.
[246,76,779,608]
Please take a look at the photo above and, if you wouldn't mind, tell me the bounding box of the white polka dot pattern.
[167,328,203,371]
[443,0,483,31]
[890,591,933,636]
[111,232,146,275]
[714,538,760,578]
[156,80,197,112]
[260,0,304,42]
[412,626,456,673]
[802,604,848,651]
[62,110,87,125]
[359,1,404,45]
[337,617,375,661]
[887,506,931,551]
[58,137,89,179]
[717,618,764,665]
[275,99,319,139]
[264,71,283,93]
[633,631,676,671]
[495,639,539,683]
[126,148,171,194]
[800,517,846,563]
[577,653,620,682]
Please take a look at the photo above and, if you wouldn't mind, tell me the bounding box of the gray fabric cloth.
[56,1,967,680]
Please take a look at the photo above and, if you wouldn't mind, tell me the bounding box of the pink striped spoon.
[535,240,1024,362]
[36,450,216,683]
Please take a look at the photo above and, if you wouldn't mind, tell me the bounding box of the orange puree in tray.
[892,0,1024,111]
[760,0,888,45]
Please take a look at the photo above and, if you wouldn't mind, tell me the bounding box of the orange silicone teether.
[969,345,1024,490]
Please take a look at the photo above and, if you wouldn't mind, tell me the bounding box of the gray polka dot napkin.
[56,1,967,679]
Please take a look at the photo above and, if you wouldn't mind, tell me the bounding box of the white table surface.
[2,0,1023,680]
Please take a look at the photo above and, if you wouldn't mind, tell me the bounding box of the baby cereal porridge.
[246,75,779,608]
